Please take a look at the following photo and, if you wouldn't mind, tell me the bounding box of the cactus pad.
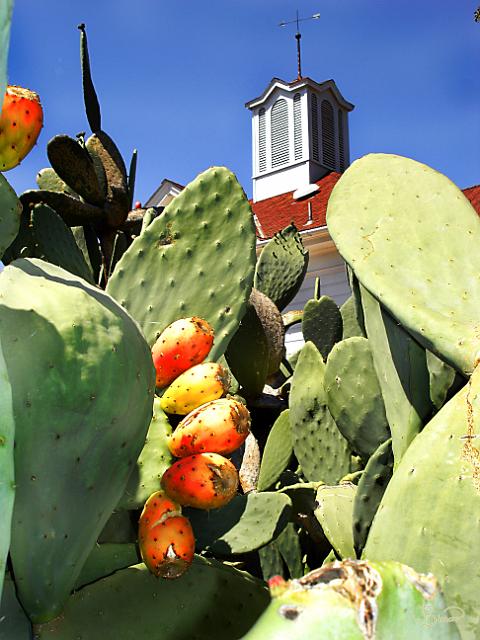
[185,491,292,554]
[34,557,269,640]
[314,483,356,559]
[2,259,154,623]
[107,167,256,361]
[327,153,480,376]
[289,342,350,483]
[257,409,293,491]
[364,366,480,640]
[0,173,22,259]
[254,223,308,311]
[0,338,14,605]
[324,337,390,459]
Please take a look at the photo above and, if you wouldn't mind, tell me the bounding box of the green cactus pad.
[314,483,356,559]
[0,173,22,259]
[106,167,256,361]
[360,285,431,463]
[226,289,284,397]
[72,224,102,283]
[242,560,461,640]
[426,350,464,411]
[340,296,365,339]
[254,223,308,311]
[0,1,13,114]
[259,523,303,581]
[31,203,94,282]
[302,294,343,362]
[364,366,480,640]
[2,259,154,623]
[257,409,293,491]
[327,153,480,376]
[47,135,106,206]
[324,337,390,459]
[0,575,32,639]
[74,544,139,590]
[34,557,269,640]
[352,438,393,558]
[20,189,103,226]
[117,397,173,510]
[0,339,14,605]
[185,492,292,555]
[85,132,129,227]
[289,342,350,483]
[78,23,102,134]
[36,168,79,197]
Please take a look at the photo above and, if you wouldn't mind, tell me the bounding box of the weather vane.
[279,10,320,80]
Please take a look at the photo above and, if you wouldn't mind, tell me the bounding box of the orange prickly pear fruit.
[151,317,214,389]
[139,515,195,579]
[159,362,230,415]
[161,452,239,509]
[138,490,182,539]
[167,398,251,457]
[138,491,195,579]
[0,86,43,171]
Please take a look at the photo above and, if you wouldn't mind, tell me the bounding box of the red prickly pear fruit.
[151,317,215,389]
[161,452,239,510]
[139,515,195,579]
[138,491,182,540]
[0,86,43,171]
[159,362,230,415]
[134,201,142,209]
[167,398,251,457]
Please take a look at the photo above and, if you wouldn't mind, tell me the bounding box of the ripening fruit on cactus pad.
[159,362,231,415]
[139,515,195,579]
[152,316,214,389]
[168,398,251,457]
[161,452,239,509]
[139,491,195,579]
[0,86,43,171]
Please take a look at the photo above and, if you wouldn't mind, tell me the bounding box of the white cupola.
[246,77,354,202]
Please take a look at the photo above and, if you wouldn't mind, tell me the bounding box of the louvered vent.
[271,98,289,168]
[311,94,319,161]
[338,109,345,171]
[293,93,302,161]
[321,100,335,169]
[258,108,267,172]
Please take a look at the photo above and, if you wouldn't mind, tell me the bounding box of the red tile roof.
[251,174,480,240]
[250,173,341,240]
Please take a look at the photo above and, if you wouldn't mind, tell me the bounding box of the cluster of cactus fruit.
[139,316,251,579]
[0,7,477,640]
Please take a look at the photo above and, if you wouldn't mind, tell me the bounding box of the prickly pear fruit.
[161,452,239,509]
[138,491,182,539]
[152,317,215,389]
[0,86,43,170]
[167,398,251,457]
[139,515,195,579]
[159,362,231,415]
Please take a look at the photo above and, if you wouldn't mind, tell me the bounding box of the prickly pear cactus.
[34,557,269,640]
[302,279,343,361]
[289,342,350,484]
[242,560,461,639]
[2,259,154,623]
[0,173,22,259]
[0,1,12,113]
[364,366,480,640]
[327,153,480,376]
[107,167,256,361]
[254,223,308,311]
[0,339,14,605]
[324,337,390,460]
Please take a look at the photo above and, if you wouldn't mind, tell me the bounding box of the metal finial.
[279,10,320,79]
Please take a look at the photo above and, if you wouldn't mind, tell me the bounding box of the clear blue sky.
[5,1,480,203]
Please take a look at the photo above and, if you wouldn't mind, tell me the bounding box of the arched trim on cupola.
[338,108,345,172]
[271,98,289,168]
